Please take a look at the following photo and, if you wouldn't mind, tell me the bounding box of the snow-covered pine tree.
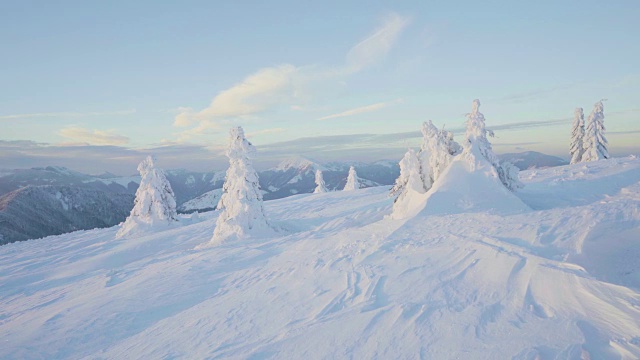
[207,126,270,245]
[313,169,328,193]
[569,107,586,164]
[116,155,178,238]
[582,100,609,162]
[389,148,425,219]
[417,120,462,191]
[418,121,437,190]
[463,99,523,191]
[343,166,360,191]
[390,149,417,197]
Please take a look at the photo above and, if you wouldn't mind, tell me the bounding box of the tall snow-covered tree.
[582,100,609,162]
[569,107,586,164]
[313,169,328,193]
[208,127,270,245]
[116,155,177,238]
[418,120,462,191]
[343,166,360,191]
[463,99,522,191]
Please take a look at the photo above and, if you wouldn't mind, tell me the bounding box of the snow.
[116,156,178,239]
[205,127,272,246]
[275,156,320,171]
[287,174,302,184]
[422,155,530,216]
[210,171,226,184]
[179,188,223,212]
[91,175,141,188]
[1,158,640,358]
[343,166,360,191]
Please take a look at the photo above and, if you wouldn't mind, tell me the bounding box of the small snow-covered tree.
[417,120,462,191]
[343,166,360,191]
[463,99,522,191]
[208,126,270,245]
[313,169,328,193]
[582,100,609,162]
[569,107,586,164]
[116,155,177,238]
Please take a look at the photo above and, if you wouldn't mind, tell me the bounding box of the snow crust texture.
[1,157,640,359]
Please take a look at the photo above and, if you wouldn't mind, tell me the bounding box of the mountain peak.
[275,156,322,171]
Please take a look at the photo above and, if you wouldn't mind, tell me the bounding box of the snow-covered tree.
[343,166,360,191]
[463,99,522,191]
[569,107,586,164]
[390,148,426,219]
[116,155,177,238]
[391,148,424,197]
[207,126,270,245]
[417,120,462,191]
[582,100,609,162]
[313,169,328,193]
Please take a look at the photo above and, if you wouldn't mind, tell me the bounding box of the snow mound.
[422,155,530,216]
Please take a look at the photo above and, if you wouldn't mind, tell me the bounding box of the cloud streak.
[58,127,130,146]
[174,12,410,139]
[318,99,401,121]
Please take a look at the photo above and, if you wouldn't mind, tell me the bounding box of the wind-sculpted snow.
[1,157,639,359]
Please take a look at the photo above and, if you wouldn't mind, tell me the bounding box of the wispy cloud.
[174,12,411,140]
[345,13,411,72]
[318,99,402,121]
[58,127,130,146]
[0,109,136,120]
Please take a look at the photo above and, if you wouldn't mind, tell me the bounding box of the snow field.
[0,157,639,358]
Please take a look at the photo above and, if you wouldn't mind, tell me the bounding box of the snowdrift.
[421,155,530,216]
[1,158,640,359]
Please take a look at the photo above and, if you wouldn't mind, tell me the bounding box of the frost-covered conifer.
[208,127,270,245]
[391,149,417,197]
[417,120,462,191]
[582,100,609,162]
[343,166,360,191]
[569,108,586,164]
[390,148,425,218]
[116,155,177,238]
[313,169,328,193]
[463,99,522,191]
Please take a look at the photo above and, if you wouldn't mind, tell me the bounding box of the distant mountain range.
[0,151,565,244]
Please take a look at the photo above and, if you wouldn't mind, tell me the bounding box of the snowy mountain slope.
[178,188,224,213]
[0,186,133,245]
[1,158,639,359]
[499,151,568,170]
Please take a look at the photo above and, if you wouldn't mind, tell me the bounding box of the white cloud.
[0,109,136,120]
[58,127,130,146]
[174,12,410,139]
[318,99,402,121]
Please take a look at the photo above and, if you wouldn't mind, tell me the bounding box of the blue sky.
[2,0,639,174]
